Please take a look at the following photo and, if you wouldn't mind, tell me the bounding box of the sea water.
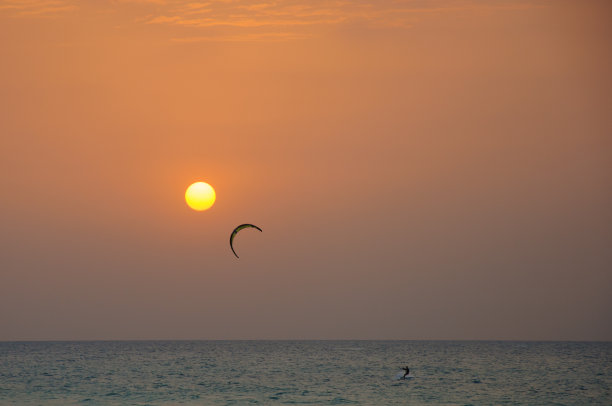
[0,341,610,405]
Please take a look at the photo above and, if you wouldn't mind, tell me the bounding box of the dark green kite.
[229,224,262,258]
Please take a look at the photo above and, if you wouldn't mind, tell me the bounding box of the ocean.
[0,341,610,405]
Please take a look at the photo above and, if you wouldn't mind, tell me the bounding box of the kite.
[229,224,262,258]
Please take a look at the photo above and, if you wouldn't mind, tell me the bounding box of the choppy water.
[0,341,610,405]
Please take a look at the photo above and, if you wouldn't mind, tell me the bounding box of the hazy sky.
[1,0,610,341]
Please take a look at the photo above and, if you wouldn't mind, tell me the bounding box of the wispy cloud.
[111,0,168,4]
[0,0,545,39]
[171,31,312,42]
[145,1,369,29]
[142,0,545,34]
[0,0,76,17]
[148,14,346,28]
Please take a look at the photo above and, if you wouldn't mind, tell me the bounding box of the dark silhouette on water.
[401,366,410,379]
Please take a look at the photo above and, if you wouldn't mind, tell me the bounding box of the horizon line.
[2,338,611,343]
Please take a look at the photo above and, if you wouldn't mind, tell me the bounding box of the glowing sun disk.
[185,182,216,211]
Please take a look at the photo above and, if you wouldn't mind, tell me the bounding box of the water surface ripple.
[1,341,610,405]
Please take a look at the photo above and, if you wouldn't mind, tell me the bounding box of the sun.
[185,182,216,211]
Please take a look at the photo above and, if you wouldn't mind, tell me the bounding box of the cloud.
[145,1,367,28]
[148,14,346,28]
[141,0,545,32]
[0,0,76,17]
[171,31,312,42]
[0,0,545,39]
[111,0,168,4]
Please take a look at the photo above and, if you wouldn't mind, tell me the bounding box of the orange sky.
[1,0,611,340]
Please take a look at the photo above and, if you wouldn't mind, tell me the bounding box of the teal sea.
[1,341,610,405]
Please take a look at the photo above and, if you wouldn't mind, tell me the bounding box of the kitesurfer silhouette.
[401,366,410,379]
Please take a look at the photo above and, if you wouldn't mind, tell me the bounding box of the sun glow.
[185,182,216,211]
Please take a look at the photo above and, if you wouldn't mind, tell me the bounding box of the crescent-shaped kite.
[229,224,262,258]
